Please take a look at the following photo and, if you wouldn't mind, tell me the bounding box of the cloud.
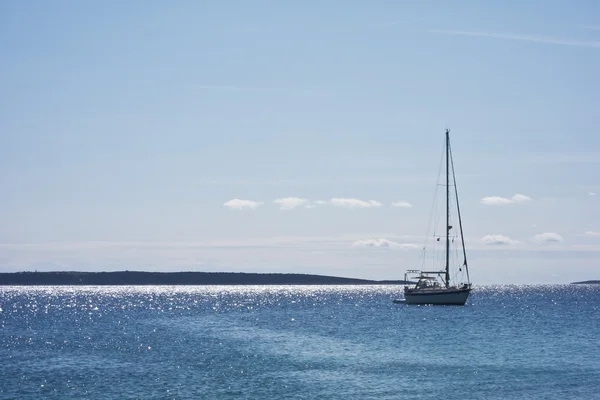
[391,201,413,208]
[481,194,532,205]
[481,235,518,245]
[273,197,309,210]
[308,198,383,208]
[533,232,564,244]
[584,231,600,237]
[0,237,421,276]
[195,85,328,95]
[430,30,600,49]
[197,85,286,92]
[270,198,383,209]
[511,194,532,202]
[223,199,264,210]
[351,239,420,249]
[2,237,599,283]
[589,192,596,196]
[328,198,383,208]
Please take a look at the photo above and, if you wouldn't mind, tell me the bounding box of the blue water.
[1,285,599,399]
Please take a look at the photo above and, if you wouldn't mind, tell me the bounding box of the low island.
[570,280,600,285]
[0,271,411,286]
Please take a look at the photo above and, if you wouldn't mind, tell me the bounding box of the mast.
[445,129,450,288]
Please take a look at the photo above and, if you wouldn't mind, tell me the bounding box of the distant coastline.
[0,271,412,286]
[570,280,600,285]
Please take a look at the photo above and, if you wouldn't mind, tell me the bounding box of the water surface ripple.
[1,284,599,399]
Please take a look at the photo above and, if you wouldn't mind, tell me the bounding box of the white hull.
[403,288,471,306]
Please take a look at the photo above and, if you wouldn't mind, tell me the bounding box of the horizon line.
[0,270,596,286]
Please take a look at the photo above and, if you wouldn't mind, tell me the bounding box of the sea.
[1,284,599,399]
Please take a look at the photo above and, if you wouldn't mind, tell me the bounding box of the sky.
[1,1,599,284]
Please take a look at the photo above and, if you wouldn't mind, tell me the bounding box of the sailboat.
[394,129,472,306]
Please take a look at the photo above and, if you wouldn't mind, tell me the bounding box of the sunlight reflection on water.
[1,284,599,399]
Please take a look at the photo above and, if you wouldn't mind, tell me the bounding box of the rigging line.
[418,139,445,271]
[451,241,461,276]
[449,137,470,284]
[422,138,447,250]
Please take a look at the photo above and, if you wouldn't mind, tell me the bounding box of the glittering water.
[1,285,599,399]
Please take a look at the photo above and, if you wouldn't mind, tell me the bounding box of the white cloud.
[391,201,412,208]
[481,196,513,205]
[351,238,420,249]
[584,231,600,237]
[589,192,596,196]
[481,235,518,245]
[195,85,328,96]
[481,193,532,205]
[533,232,564,244]
[260,198,386,209]
[511,194,532,202]
[2,238,600,283]
[430,30,600,49]
[328,198,383,208]
[273,197,309,210]
[223,199,264,210]
[0,237,420,277]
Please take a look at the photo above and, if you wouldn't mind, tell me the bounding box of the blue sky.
[1,1,599,283]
